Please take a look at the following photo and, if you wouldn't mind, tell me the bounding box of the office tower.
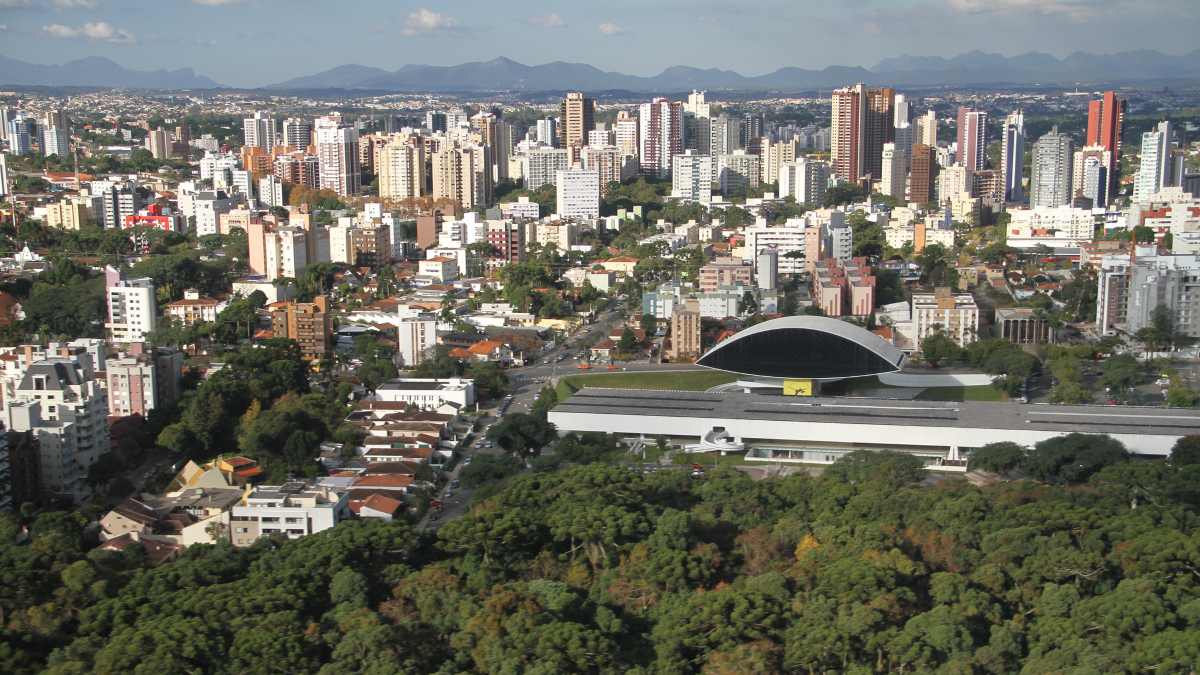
[862,87,895,181]
[0,106,10,141]
[445,108,469,130]
[243,111,277,149]
[378,133,426,201]
[315,115,360,197]
[105,266,157,343]
[684,112,711,154]
[471,110,510,181]
[1087,90,1125,195]
[779,158,830,205]
[717,150,761,196]
[283,117,313,149]
[425,111,448,133]
[710,115,741,158]
[614,111,638,158]
[672,150,713,204]
[42,125,70,158]
[915,110,937,148]
[684,90,711,117]
[1030,127,1074,208]
[146,128,170,159]
[431,143,492,210]
[757,248,779,291]
[741,112,765,152]
[893,94,912,129]
[1079,156,1108,207]
[880,143,905,201]
[559,92,595,149]
[555,168,600,219]
[1072,145,1112,205]
[535,118,557,146]
[1000,110,1025,203]
[638,98,683,178]
[1133,120,1180,203]
[910,144,938,205]
[956,107,988,172]
[8,116,33,155]
[0,155,7,198]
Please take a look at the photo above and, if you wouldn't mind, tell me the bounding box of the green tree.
[968,442,1026,474]
[921,331,962,368]
[1023,433,1128,484]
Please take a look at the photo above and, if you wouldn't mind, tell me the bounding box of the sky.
[0,0,1198,88]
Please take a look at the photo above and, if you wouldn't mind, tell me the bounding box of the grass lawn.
[555,370,737,401]
[916,386,1008,402]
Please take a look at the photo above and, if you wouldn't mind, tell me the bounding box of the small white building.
[229,481,348,547]
[374,378,476,410]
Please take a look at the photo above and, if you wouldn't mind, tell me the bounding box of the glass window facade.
[697,328,898,379]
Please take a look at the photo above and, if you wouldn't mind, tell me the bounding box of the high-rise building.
[472,111,510,181]
[831,84,866,182]
[0,155,9,198]
[0,106,10,141]
[1072,145,1112,206]
[1087,91,1125,196]
[432,143,492,210]
[425,111,448,133]
[270,296,331,360]
[1134,120,1180,203]
[536,118,557,146]
[915,110,937,148]
[7,116,33,156]
[243,112,277,149]
[638,98,683,178]
[559,92,595,149]
[283,117,313,149]
[756,248,779,291]
[614,112,639,158]
[105,350,183,419]
[668,309,701,362]
[105,266,157,343]
[956,107,988,172]
[760,137,799,185]
[42,125,69,158]
[671,150,713,204]
[910,144,938,205]
[717,150,761,196]
[1000,110,1025,203]
[378,133,426,201]
[555,168,600,219]
[779,158,830,205]
[145,128,170,159]
[522,147,570,191]
[863,87,895,181]
[580,144,632,194]
[397,318,437,367]
[1030,127,1074,208]
[315,115,360,197]
[880,143,905,201]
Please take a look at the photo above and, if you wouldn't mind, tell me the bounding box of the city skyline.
[0,0,1197,87]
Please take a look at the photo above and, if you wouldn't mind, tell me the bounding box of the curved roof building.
[696,316,905,381]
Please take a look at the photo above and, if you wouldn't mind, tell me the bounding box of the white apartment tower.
[1030,127,1073,209]
[315,115,360,197]
[556,168,601,220]
[1000,110,1025,203]
[672,150,713,204]
[105,266,157,343]
[1133,120,1180,203]
[243,112,278,149]
[779,158,830,205]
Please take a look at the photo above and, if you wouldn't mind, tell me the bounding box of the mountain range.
[0,55,220,89]
[2,50,1200,91]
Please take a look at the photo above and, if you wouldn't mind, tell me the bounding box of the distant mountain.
[266,50,1200,93]
[0,55,221,89]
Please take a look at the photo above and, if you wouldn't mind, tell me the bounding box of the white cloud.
[402,8,458,36]
[52,0,98,8]
[43,21,134,43]
[528,13,564,29]
[597,21,623,35]
[0,24,7,30]
[0,0,33,8]
[191,0,246,5]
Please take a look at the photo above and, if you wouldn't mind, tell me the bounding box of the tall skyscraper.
[614,111,638,158]
[1073,145,1112,206]
[0,106,10,141]
[638,98,683,179]
[42,125,70,158]
[8,116,33,156]
[560,92,595,149]
[1087,91,1125,195]
[1133,120,1180,203]
[831,84,866,182]
[831,84,893,183]
[283,118,313,149]
[672,150,713,204]
[145,128,170,159]
[315,115,360,197]
[0,154,8,198]
[243,112,277,149]
[879,143,905,201]
[779,158,830,205]
[535,118,557,146]
[1030,127,1073,208]
[956,107,988,172]
[1000,110,1025,203]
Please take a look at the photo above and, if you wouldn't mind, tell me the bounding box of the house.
[590,338,616,361]
[466,339,515,365]
[164,289,224,327]
[354,493,404,520]
[599,256,639,276]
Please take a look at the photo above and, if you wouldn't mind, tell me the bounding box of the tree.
[487,413,557,457]
[968,442,1026,474]
[1170,435,1200,465]
[1023,433,1128,484]
[641,313,658,337]
[459,454,525,488]
[920,331,961,368]
[1101,354,1139,394]
[619,327,638,354]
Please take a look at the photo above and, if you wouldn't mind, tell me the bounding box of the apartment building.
[230,481,348,547]
[105,266,157,343]
[268,296,331,360]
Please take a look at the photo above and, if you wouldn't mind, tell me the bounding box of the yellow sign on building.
[783,380,814,396]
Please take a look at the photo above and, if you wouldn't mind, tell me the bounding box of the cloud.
[528,13,564,28]
[0,0,33,7]
[43,21,134,43]
[191,0,246,5]
[52,0,98,8]
[597,21,623,35]
[402,8,458,36]
[0,23,6,30]
[945,0,1109,20]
